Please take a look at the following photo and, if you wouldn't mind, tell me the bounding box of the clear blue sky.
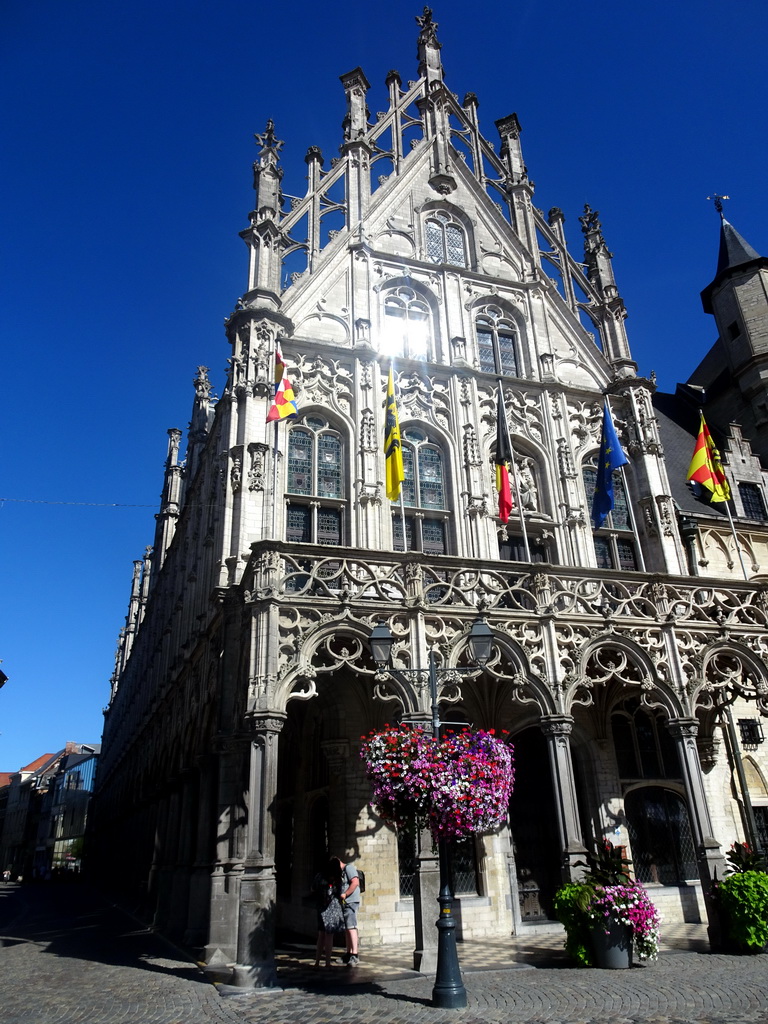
[2,0,767,771]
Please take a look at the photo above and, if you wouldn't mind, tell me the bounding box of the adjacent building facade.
[0,743,98,880]
[91,12,768,987]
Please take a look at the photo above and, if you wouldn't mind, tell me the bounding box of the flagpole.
[723,499,749,580]
[498,379,530,563]
[618,465,646,571]
[271,419,279,541]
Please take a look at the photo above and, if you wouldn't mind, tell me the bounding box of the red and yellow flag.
[266,346,298,422]
[686,413,730,503]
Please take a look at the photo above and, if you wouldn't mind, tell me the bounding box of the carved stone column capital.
[539,714,574,737]
[666,717,699,740]
[243,710,287,736]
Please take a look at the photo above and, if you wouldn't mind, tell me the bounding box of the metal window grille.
[738,718,765,746]
[398,832,418,898]
[451,838,479,895]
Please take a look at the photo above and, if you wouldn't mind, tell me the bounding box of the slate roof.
[702,216,767,313]
[652,387,729,519]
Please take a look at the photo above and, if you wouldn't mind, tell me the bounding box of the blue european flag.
[591,402,629,529]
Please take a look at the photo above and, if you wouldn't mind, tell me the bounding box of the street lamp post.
[369,617,493,1010]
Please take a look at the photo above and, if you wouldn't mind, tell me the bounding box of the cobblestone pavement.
[1,881,767,1024]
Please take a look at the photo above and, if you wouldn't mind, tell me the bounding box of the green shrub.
[553,882,595,967]
[718,870,768,953]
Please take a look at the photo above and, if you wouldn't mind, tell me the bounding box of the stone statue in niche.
[517,457,538,511]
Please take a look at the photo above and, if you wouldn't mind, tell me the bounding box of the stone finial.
[579,203,602,238]
[254,119,284,163]
[416,6,443,84]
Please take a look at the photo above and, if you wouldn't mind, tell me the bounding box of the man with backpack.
[338,857,362,966]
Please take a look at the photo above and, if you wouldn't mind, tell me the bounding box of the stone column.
[667,717,726,945]
[151,790,176,932]
[168,769,195,939]
[185,755,217,947]
[539,715,587,880]
[413,827,440,973]
[231,711,286,989]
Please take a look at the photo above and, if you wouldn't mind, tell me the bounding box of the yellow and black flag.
[384,367,405,501]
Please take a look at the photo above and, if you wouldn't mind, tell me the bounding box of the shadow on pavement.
[0,881,208,985]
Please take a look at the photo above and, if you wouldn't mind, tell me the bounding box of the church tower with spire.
[695,198,768,462]
[91,12,768,989]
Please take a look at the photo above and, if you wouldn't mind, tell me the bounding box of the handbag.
[320,895,345,932]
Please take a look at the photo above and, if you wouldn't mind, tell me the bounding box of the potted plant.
[712,842,768,954]
[553,839,661,969]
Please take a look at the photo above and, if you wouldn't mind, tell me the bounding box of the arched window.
[393,428,449,554]
[582,461,637,570]
[610,698,680,781]
[382,287,432,359]
[425,210,467,267]
[625,787,698,885]
[476,306,519,376]
[286,415,345,545]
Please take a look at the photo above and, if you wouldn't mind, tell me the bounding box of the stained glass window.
[475,307,518,376]
[739,482,768,520]
[287,430,313,494]
[583,463,638,571]
[425,211,467,267]
[286,416,345,545]
[394,429,448,554]
[383,288,431,359]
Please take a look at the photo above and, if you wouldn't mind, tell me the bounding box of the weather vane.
[707,193,730,215]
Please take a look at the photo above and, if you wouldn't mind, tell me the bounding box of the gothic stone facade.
[93,12,768,987]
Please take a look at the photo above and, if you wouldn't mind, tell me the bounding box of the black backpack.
[346,864,366,893]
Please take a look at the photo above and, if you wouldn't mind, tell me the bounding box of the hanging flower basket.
[360,725,515,841]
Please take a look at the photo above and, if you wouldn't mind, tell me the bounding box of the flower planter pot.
[590,920,633,969]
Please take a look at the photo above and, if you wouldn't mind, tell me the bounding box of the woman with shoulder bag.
[311,857,343,967]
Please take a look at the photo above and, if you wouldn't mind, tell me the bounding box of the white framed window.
[382,286,432,360]
[393,428,449,555]
[476,306,519,376]
[425,210,467,267]
[286,415,345,545]
[583,462,637,570]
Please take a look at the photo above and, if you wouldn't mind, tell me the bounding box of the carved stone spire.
[416,7,443,86]
[187,366,215,482]
[579,205,634,373]
[242,121,286,305]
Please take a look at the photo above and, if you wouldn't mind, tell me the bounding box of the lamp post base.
[431,840,467,1009]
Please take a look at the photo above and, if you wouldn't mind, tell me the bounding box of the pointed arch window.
[393,428,449,555]
[286,415,345,545]
[476,306,519,376]
[383,287,432,360]
[425,210,467,268]
[582,461,637,570]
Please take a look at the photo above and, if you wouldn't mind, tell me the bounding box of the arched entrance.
[508,726,562,920]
